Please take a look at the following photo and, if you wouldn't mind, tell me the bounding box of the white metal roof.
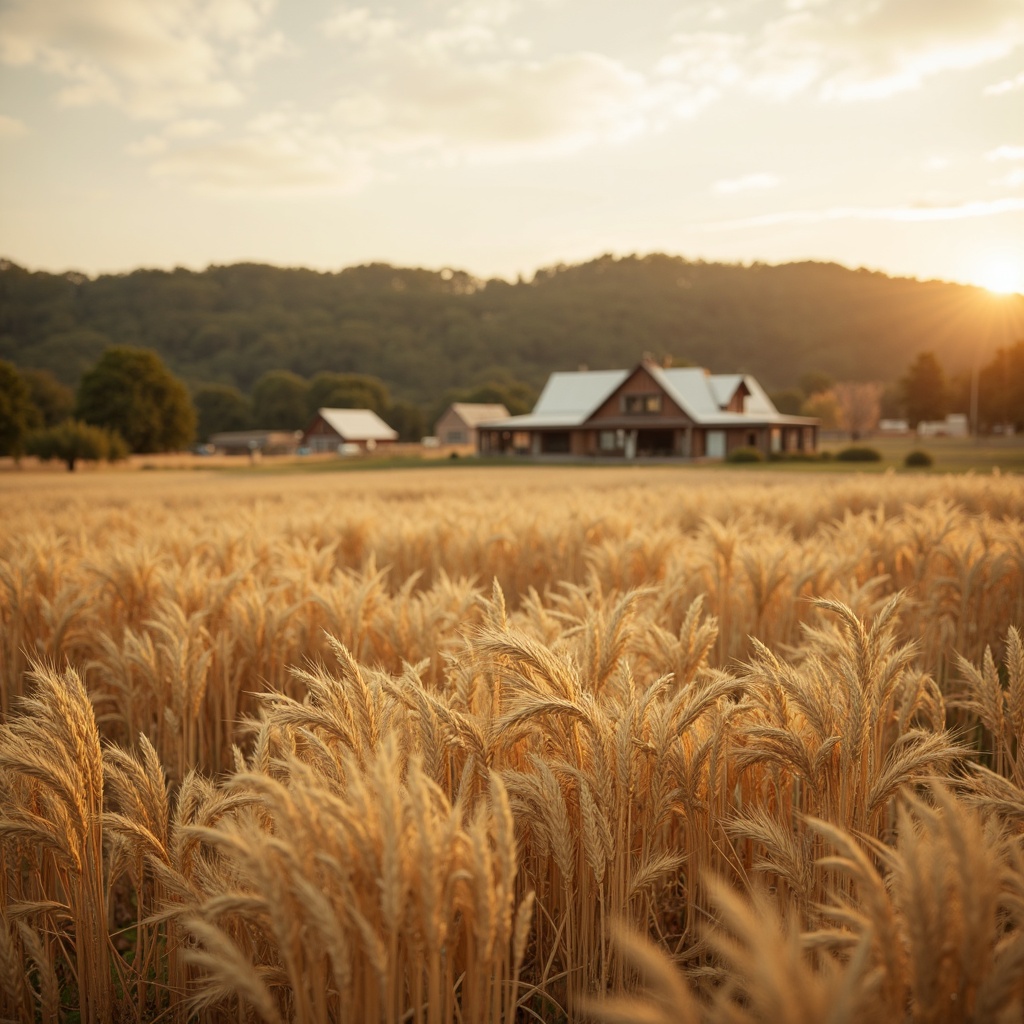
[531,369,628,418]
[479,363,815,429]
[316,408,398,441]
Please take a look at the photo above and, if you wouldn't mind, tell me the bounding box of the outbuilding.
[302,408,398,453]
[434,403,510,447]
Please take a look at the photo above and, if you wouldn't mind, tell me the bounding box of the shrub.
[25,419,128,471]
[726,446,763,463]
[904,449,933,468]
[836,446,882,462]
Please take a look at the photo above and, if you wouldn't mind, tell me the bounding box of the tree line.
[3,254,1022,403]
[2,252,1022,466]
[0,347,535,469]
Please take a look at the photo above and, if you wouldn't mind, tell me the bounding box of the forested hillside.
[1,254,1021,403]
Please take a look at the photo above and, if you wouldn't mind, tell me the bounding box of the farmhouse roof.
[481,363,815,429]
[316,408,398,441]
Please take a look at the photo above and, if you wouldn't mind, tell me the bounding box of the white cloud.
[0,0,286,119]
[147,112,372,195]
[988,145,1024,161]
[657,0,1024,105]
[992,168,1024,188]
[322,7,400,44]
[321,7,662,164]
[0,114,28,138]
[713,173,780,194]
[985,71,1024,95]
[709,195,1024,229]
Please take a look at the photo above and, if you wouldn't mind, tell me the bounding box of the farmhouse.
[478,360,818,459]
[302,408,398,453]
[434,403,510,447]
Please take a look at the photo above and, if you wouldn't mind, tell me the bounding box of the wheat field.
[1,465,1023,1023]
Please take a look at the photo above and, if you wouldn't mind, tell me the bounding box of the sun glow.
[974,260,1024,295]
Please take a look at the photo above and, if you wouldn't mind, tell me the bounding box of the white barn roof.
[317,408,398,441]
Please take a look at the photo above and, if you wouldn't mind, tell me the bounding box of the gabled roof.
[446,403,510,427]
[532,369,628,418]
[479,363,817,429]
[314,408,397,441]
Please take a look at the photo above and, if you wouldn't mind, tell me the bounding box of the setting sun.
[975,260,1024,295]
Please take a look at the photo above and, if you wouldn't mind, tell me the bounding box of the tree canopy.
[0,359,33,456]
[75,346,196,452]
[25,419,128,471]
[194,384,252,441]
[901,352,948,428]
[251,370,309,430]
[2,256,1021,409]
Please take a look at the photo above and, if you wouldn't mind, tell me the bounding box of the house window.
[622,393,662,414]
[599,429,625,451]
[446,430,467,444]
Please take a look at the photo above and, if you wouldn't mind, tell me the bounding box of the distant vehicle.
[421,436,440,448]
[191,443,215,455]
[338,442,362,456]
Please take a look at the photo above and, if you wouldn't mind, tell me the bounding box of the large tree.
[21,368,74,428]
[305,372,390,418]
[251,370,309,429]
[0,359,34,457]
[194,384,252,440]
[76,346,196,452]
[901,352,948,428]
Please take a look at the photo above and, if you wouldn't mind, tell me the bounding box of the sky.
[1,0,1023,293]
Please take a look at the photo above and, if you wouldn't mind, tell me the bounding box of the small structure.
[478,360,818,459]
[209,430,302,456]
[878,419,911,435]
[434,403,510,447]
[917,413,968,438]
[302,408,398,453]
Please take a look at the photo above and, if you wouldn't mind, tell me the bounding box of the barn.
[302,408,398,453]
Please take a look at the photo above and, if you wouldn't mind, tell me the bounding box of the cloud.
[660,0,1024,104]
[708,195,1024,229]
[0,114,28,138]
[321,7,661,163]
[0,0,287,119]
[985,71,1024,95]
[713,173,780,194]
[146,112,372,195]
[988,145,1024,161]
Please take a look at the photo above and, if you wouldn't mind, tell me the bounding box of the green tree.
[25,420,128,471]
[769,389,804,415]
[977,340,1024,432]
[21,368,75,428]
[306,372,390,418]
[386,400,426,442]
[901,352,948,428]
[798,371,834,398]
[0,359,34,457]
[252,370,310,429]
[76,347,196,452]
[194,384,252,440]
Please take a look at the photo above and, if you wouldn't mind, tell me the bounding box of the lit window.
[622,394,663,414]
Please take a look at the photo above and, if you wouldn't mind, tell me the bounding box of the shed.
[434,403,510,447]
[302,408,398,453]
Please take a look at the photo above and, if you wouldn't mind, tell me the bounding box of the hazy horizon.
[2,0,1023,294]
